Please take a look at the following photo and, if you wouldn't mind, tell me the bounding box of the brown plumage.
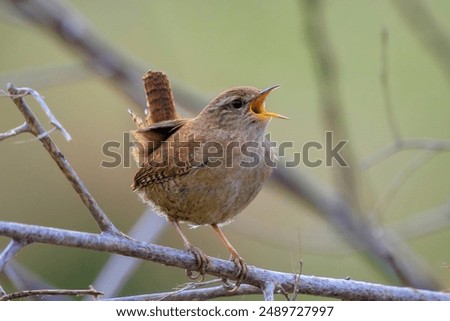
[130,70,286,289]
[142,71,178,123]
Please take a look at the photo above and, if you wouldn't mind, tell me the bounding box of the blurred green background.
[0,0,449,299]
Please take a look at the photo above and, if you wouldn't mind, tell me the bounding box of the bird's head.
[198,85,287,137]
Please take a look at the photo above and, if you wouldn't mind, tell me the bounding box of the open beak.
[250,85,288,120]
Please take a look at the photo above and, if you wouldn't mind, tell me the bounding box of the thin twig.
[271,164,440,290]
[291,260,303,301]
[105,285,261,301]
[298,1,438,288]
[391,0,450,84]
[0,240,27,272]
[3,261,69,300]
[0,63,90,95]
[6,84,121,236]
[277,284,291,301]
[371,31,445,240]
[0,122,30,142]
[1,221,449,301]
[5,87,71,141]
[280,258,303,301]
[300,0,359,209]
[362,139,450,170]
[158,279,225,301]
[370,151,435,220]
[0,286,103,301]
[392,201,450,240]
[380,28,402,142]
[4,0,208,112]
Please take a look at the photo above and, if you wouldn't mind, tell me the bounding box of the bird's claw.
[185,245,210,281]
[222,255,248,292]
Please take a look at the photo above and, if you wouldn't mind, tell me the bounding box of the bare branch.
[105,284,261,301]
[3,261,70,300]
[271,165,440,290]
[92,210,168,298]
[391,0,450,84]
[0,286,103,301]
[370,151,435,219]
[11,86,72,141]
[5,84,121,236]
[261,282,276,301]
[0,122,29,142]
[116,279,258,301]
[3,0,208,111]
[380,28,402,141]
[0,240,27,272]
[297,0,440,289]
[393,201,450,239]
[362,139,450,170]
[0,63,90,94]
[296,2,439,288]
[372,29,442,232]
[300,0,359,208]
[290,261,302,301]
[1,221,449,301]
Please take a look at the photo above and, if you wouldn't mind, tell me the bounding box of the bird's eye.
[231,99,244,109]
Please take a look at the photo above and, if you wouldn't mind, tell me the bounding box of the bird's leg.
[211,224,248,292]
[171,220,210,281]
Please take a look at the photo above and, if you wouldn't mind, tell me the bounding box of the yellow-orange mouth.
[250,85,288,120]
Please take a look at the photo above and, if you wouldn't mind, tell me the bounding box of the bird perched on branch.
[129,70,286,290]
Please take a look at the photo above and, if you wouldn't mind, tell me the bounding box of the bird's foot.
[185,245,210,281]
[222,255,248,292]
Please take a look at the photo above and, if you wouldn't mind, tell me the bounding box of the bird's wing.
[130,119,189,166]
[132,127,207,190]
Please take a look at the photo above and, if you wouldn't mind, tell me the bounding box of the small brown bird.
[130,71,286,289]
